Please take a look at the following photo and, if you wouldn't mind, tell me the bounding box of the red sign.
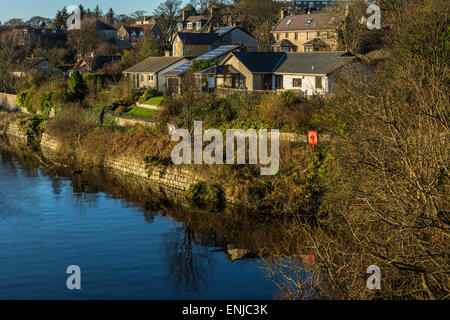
[308,131,318,152]
[305,252,316,267]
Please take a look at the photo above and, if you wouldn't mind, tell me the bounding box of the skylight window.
[306,19,313,25]
[286,19,292,25]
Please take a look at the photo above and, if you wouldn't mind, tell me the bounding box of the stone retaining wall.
[113,116,157,129]
[104,156,201,191]
[6,124,31,144]
[40,132,61,152]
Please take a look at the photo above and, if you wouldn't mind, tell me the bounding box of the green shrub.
[37,91,53,116]
[17,90,34,113]
[66,70,86,101]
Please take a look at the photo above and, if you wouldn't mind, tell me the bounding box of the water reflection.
[163,227,216,293]
[0,140,285,298]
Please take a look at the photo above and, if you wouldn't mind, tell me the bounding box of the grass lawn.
[126,106,159,120]
[143,96,164,106]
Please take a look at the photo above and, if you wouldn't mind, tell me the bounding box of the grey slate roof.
[231,52,287,73]
[274,52,356,75]
[123,57,185,73]
[272,13,335,32]
[95,20,116,31]
[177,32,218,44]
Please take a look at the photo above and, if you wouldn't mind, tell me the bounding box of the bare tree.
[154,0,183,46]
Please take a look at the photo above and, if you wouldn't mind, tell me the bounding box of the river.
[0,148,279,300]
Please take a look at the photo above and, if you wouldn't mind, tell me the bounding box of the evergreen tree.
[106,8,115,24]
[67,70,85,101]
[94,5,102,19]
[61,7,69,23]
[79,5,86,20]
[54,10,65,29]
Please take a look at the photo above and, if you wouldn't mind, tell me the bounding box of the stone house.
[271,13,338,52]
[194,52,287,92]
[12,58,58,77]
[116,26,146,48]
[72,54,121,73]
[11,26,68,46]
[123,57,189,92]
[172,27,258,57]
[94,20,117,43]
[164,45,243,95]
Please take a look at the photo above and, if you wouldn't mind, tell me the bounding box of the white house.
[274,52,358,96]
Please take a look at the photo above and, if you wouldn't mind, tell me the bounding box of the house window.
[293,78,302,87]
[277,33,280,41]
[295,32,298,40]
[307,32,311,40]
[148,74,154,82]
[120,35,125,41]
[317,31,321,37]
[285,32,289,38]
[178,23,183,31]
[187,22,193,30]
[315,76,322,89]
[196,22,202,30]
[141,74,144,83]
[275,75,283,89]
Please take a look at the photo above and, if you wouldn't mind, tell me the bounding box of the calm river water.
[0,148,278,300]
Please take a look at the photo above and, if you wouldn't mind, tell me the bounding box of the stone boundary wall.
[113,116,157,129]
[0,93,27,113]
[231,131,330,143]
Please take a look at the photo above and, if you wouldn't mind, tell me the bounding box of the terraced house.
[271,12,338,52]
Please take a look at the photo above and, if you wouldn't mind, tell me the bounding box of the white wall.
[279,74,329,96]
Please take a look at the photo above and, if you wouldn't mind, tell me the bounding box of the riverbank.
[0,135,292,258]
[0,109,327,215]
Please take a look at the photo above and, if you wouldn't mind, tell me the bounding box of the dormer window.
[178,23,183,31]
[187,22,193,30]
[196,22,202,30]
